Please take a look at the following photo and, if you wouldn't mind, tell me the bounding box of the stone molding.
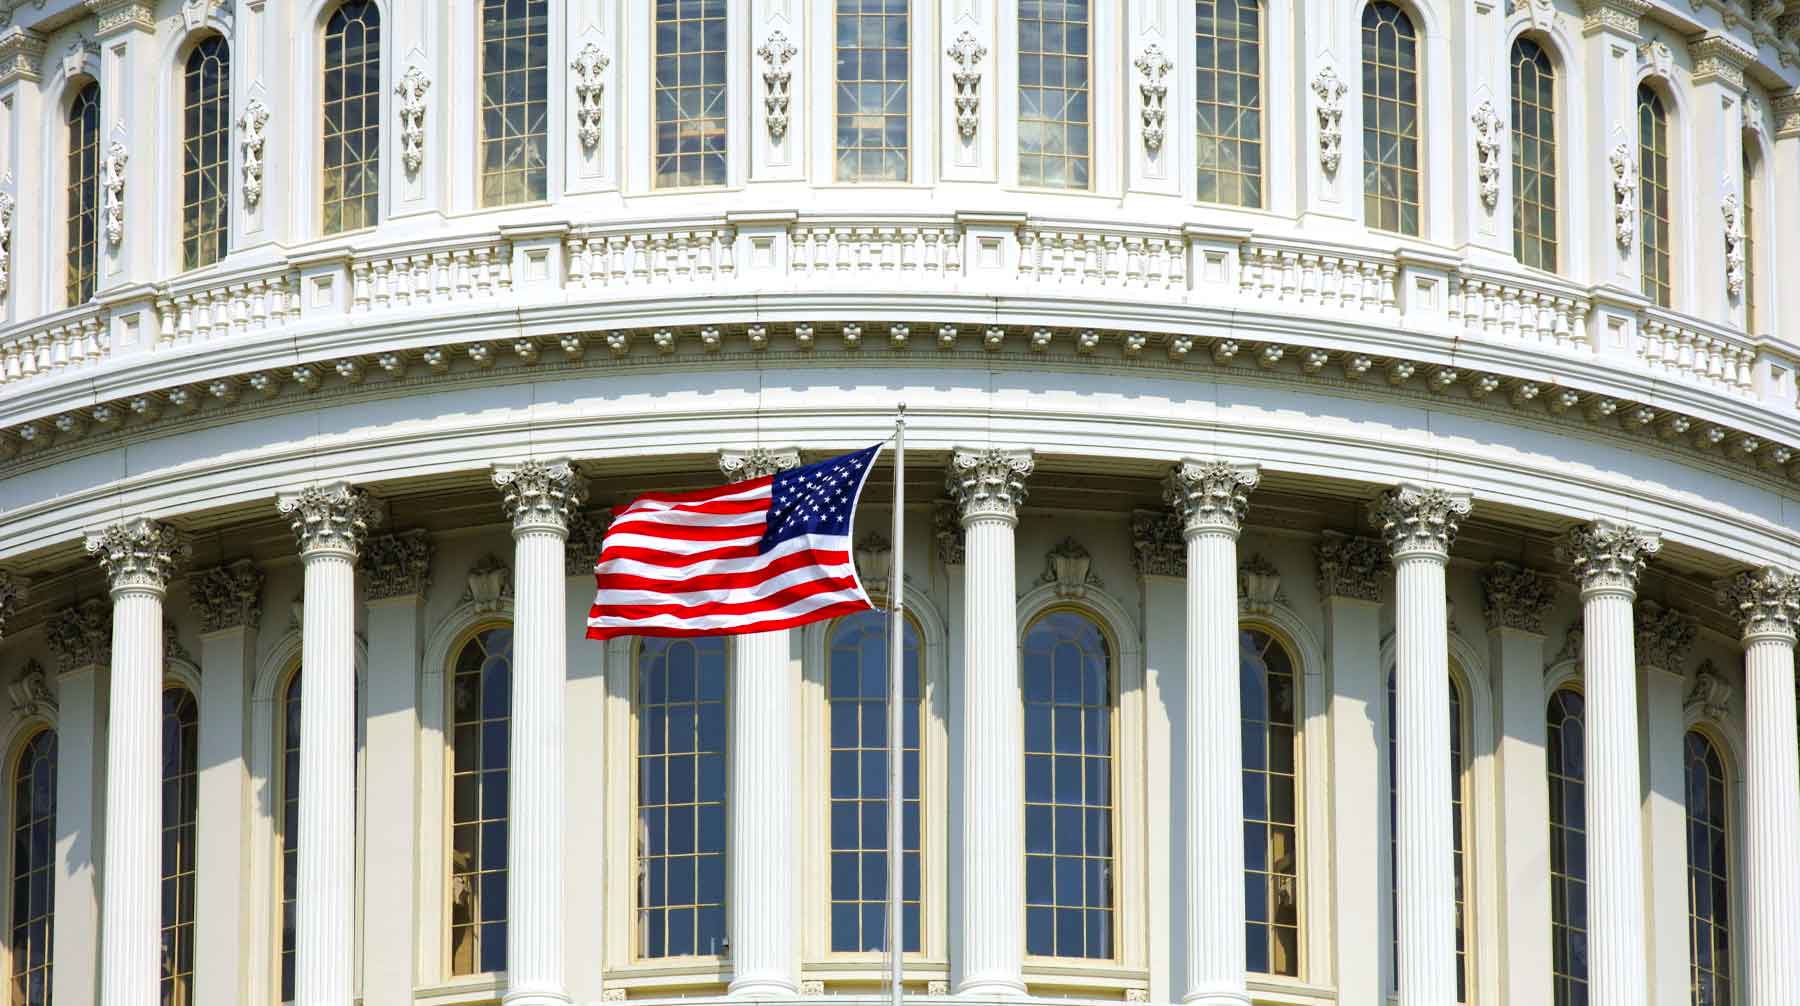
[933,501,965,567]
[86,0,157,35]
[1561,520,1660,596]
[1578,0,1650,37]
[362,531,433,600]
[1039,536,1103,599]
[1633,599,1695,671]
[238,98,270,210]
[1310,65,1348,175]
[46,599,110,672]
[719,446,801,482]
[1775,90,1800,139]
[1684,659,1731,723]
[277,482,384,559]
[565,510,607,576]
[1368,484,1472,560]
[494,458,589,535]
[1482,561,1556,633]
[1316,531,1389,601]
[0,569,25,641]
[1471,99,1505,210]
[85,517,190,595]
[1130,509,1184,578]
[396,64,430,174]
[946,447,1033,525]
[102,137,127,248]
[1690,32,1756,90]
[0,26,45,85]
[1609,143,1636,248]
[1718,565,1800,640]
[1164,460,1258,537]
[1134,43,1172,152]
[7,659,53,718]
[189,558,264,632]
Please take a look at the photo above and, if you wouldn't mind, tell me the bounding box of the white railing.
[353,236,514,312]
[1017,222,1187,291]
[156,267,301,348]
[789,221,961,279]
[1237,240,1398,315]
[566,223,735,290]
[0,306,108,386]
[1639,308,1756,396]
[1449,269,1592,353]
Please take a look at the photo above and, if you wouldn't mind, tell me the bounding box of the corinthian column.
[1369,485,1470,1006]
[947,447,1033,996]
[1562,521,1659,1006]
[717,446,801,998]
[86,518,188,1006]
[276,483,384,1006]
[493,461,588,1006]
[1165,460,1259,1005]
[1719,566,1800,1004]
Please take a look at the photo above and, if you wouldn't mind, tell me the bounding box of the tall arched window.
[1242,627,1300,976]
[1018,0,1092,190]
[635,636,728,958]
[1361,2,1421,236]
[449,626,512,975]
[1740,147,1757,330]
[1547,687,1587,1003]
[827,612,922,953]
[834,0,911,182]
[479,0,549,205]
[1387,671,1470,1001]
[1510,38,1557,272]
[652,0,728,189]
[162,687,200,1006]
[66,81,101,306]
[276,670,301,1003]
[1194,0,1263,207]
[322,0,382,234]
[1022,610,1114,960]
[183,36,232,270]
[1637,84,1672,308]
[1684,731,1731,1005]
[9,729,56,1006]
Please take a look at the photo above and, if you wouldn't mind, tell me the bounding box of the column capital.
[0,27,46,86]
[1164,459,1259,538]
[493,459,589,536]
[0,569,27,642]
[1130,508,1185,577]
[1368,484,1471,561]
[84,0,157,35]
[46,599,111,672]
[565,511,607,576]
[189,558,264,633]
[1482,562,1557,634]
[84,518,190,597]
[946,447,1033,525]
[718,446,801,481]
[1315,530,1390,601]
[1689,32,1756,91]
[1717,565,1800,641]
[1561,520,1660,598]
[933,501,966,566]
[1775,89,1800,140]
[1634,599,1696,671]
[1578,0,1650,37]
[363,531,434,600]
[278,482,384,560]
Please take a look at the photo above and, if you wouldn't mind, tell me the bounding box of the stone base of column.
[1183,987,1252,1006]
[726,976,800,999]
[501,989,572,1006]
[955,976,1029,998]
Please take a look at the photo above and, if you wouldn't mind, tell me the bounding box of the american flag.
[585,445,882,639]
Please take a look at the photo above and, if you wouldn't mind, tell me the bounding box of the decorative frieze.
[1310,65,1348,175]
[719,446,801,482]
[85,518,190,595]
[1561,520,1660,595]
[0,569,24,641]
[947,31,988,140]
[7,660,54,719]
[362,531,433,600]
[102,138,128,248]
[1471,99,1505,210]
[277,482,384,558]
[1578,0,1650,37]
[1690,32,1756,90]
[933,501,965,566]
[565,510,608,576]
[239,98,270,210]
[1775,89,1800,139]
[1164,460,1258,536]
[1315,531,1389,601]
[189,558,264,632]
[1368,484,1472,560]
[462,554,512,611]
[1609,143,1636,248]
[0,27,47,85]
[757,30,798,143]
[1482,561,1556,633]
[1040,537,1103,599]
[1684,659,1731,722]
[396,65,430,174]
[495,458,589,534]
[1723,191,1745,299]
[1130,509,1185,577]
[946,448,1033,524]
[1633,599,1695,671]
[1718,565,1800,639]
[571,42,609,151]
[1134,44,1172,152]
[46,599,111,672]
[87,0,158,35]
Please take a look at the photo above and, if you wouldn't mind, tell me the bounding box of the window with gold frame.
[834,0,911,183]
[1018,0,1092,190]
[1360,2,1421,236]
[182,35,232,270]
[1510,37,1557,272]
[1548,687,1587,1005]
[1241,626,1300,977]
[1194,0,1263,207]
[321,0,382,234]
[162,686,200,1006]
[1637,84,1673,308]
[1386,670,1471,1002]
[1684,731,1732,1006]
[479,0,549,206]
[653,0,729,190]
[8,729,56,1006]
[66,81,101,306]
[448,626,513,976]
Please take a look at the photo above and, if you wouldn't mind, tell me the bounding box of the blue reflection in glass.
[637,636,729,958]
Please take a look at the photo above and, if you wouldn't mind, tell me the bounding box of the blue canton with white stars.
[760,445,881,552]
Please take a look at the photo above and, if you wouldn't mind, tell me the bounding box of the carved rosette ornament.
[946,448,1033,525]
[1633,600,1695,671]
[361,531,433,600]
[564,510,607,576]
[277,482,384,559]
[396,64,430,174]
[238,97,269,210]
[1723,191,1746,299]
[1684,660,1731,723]
[1130,509,1185,577]
[85,518,190,596]
[8,661,54,720]
[933,501,965,566]
[1164,460,1258,537]
[571,42,609,151]
[947,30,988,140]
[47,599,111,672]
[1311,65,1348,175]
[1608,143,1636,249]
[1315,531,1389,601]
[494,459,589,536]
[1561,520,1660,597]
[757,30,798,143]
[189,558,264,633]
[1718,565,1800,640]
[1482,561,1556,633]
[1134,44,1172,152]
[102,138,127,247]
[719,446,801,482]
[0,569,25,641]
[1471,99,1505,210]
[1368,485,1472,561]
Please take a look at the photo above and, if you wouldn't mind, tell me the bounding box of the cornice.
[0,25,44,85]
[1579,0,1651,37]
[1690,32,1758,90]
[85,0,155,35]
[1775,89,1800,138]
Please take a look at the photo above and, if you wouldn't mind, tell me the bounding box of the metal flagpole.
[887,404,907,1006]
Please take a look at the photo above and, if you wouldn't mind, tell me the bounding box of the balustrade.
[789,221,961,279]
[566,224,735,289]
[1237,241,1397,314]
[1448,271,1592,353]
[1639,310,1756,396]
[1017,224,1186,291]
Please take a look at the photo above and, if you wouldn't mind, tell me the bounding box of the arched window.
[479,0,549,205]
[827,611,922,953]
[276,670,301,1003]
[1018,0,1092,190]
[1547,687,1587,1003]
[1740,147,1757,331]
[1684,731,1731,1005]
[448,626,512,975]
[1242,627,1300,976]
[9,729,56,1006]
[183,36,231,270]
[834,0,911,182]
[1194,0,1263,207]
[322,0,382,234]
[1361,2,1421,236]
[66,81,102,306]
[1022,610,1114,960]
[162,687,200,1006]
[1510,37,1557,272]
[1387,671,1470,1001]
[652,0,728,189]
[1637,84,1672,308]
[635,636,728,958]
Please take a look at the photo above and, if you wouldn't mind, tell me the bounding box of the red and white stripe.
[585,475,873,639]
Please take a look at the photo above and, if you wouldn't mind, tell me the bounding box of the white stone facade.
[0,0,1798,1004]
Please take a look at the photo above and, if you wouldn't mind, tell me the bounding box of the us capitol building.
[2,0,1800,1004]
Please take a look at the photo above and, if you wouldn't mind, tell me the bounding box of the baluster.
[155,298,177,349]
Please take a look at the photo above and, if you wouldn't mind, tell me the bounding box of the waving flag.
[585,445,881,639]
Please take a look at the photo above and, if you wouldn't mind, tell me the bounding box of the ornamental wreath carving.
[1608,143,1636,249]
[1134,44,1172,153]
[757,30,798,143]
[947,30,988,140]
[1471,99,1505,210]
[571,43,609,151]
[1311,65,1348,175]
[396,64,430,174]
[1723,190,1746,299]
[239,98,269,210]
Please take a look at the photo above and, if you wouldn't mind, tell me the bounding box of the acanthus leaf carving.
[1633,599,1695,671]
[396,64,431,175]
[0,568,25,641]
[277,482,385,558]
[1311,65,1349,175]
[1717,565,1800,639]
[1165,460,1258,536]
[1482,561,1557,633]
[757,30,798,143]
[362,530,433,600]
[102,135,128,249]
[1723,188,1746,299]
[46,599,111,672]
[494,458,589,533]
[85,518,190,594]
[718,446,800,482]
[947,448,1033,524]
[1130,509,1185,577]
[188,558,264,632]
[1609,142,1636,249]
[1316,531,1390,601]
[947,30,988,140]
[1561,520,1660,595]
[571,42,609,151]
[1134,44,1172,153]
[1471,98,1505,210]
[238,97,269,210]
[1040,536,1103,599]
[1368,484,1472,560]
[933,501,965,567]
[564,510,608,577]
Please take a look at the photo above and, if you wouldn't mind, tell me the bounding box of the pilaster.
[1772,91,1800,344]
[0,26,45,324]
[1135,534,1182,1003]
[1632,601,1694,1006]
[0,569,26,640]
[45,600,110,1006]
[92,2,157,296]
[1688,33,1755,328]
[1578,1,1652,293]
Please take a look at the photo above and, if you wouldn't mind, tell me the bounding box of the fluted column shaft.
[1167,461,1258,1005]
[88,520,187,1006]
[727,628,796,996]
[1371,486,1469,1006]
